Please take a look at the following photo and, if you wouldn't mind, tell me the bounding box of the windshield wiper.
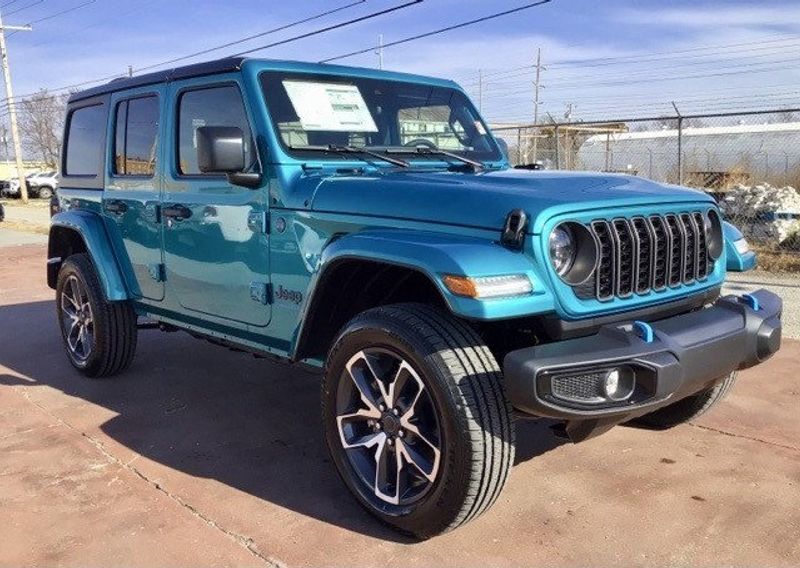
[289,144,409,168]
[385,146,485,171]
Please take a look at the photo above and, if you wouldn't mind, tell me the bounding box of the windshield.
[260,71,502,163]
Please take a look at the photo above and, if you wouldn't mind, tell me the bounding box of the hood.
[308,169,715,234]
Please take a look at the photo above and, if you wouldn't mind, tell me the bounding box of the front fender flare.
[49,210,131,301]
[312,229,556,321]
[723,221,757,272]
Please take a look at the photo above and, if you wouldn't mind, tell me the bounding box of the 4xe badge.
[275,285,303,305]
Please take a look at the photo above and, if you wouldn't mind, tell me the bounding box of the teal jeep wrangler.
[48,57,781,538]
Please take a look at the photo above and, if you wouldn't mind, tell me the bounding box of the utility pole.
[375,34,384,69]
[530,47,544,165]
[0,9,32,203]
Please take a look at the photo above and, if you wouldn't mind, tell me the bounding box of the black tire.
[631,371,738,429]
[322,303,515,539]
[55,253,137,378]
[37,186,53,200]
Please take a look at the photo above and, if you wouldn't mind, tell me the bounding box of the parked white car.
[0,170,58,199]
[27,170,59,199]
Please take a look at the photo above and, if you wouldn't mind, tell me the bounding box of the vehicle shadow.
[0,300,565,541]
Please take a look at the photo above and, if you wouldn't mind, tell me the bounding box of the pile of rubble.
[720,183,800,246]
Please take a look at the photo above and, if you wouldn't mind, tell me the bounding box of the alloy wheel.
[336,348,442,506]
[60,274,95,363]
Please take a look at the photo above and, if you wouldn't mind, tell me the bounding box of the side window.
[64,104,106,176]
[113,95,159,176]
[177,85,253,175]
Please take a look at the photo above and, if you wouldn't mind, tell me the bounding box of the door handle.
[104,200,128,215]
[162,204,193,221]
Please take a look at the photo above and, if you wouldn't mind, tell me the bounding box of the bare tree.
[19,89,68,167]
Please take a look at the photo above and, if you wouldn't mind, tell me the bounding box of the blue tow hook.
[633,320,655,343]
[741,293,761,311]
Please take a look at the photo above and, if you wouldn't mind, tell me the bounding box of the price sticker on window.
[283,80,378,132]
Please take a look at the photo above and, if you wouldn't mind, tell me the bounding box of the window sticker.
[283,80,378,132]
[474,120,487,135]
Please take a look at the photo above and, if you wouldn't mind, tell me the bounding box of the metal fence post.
[554,125,560,169]
[516,127,522,165]
[676,116,684,185]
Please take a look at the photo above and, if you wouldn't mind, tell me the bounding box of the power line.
[319,0,552,63]
[18,0,93,24]
[4,0,417,103]
[132,0,367,72]
[234,0,423,57]
[7,0,95,36]
[4,0,44,17]
[458,35,800,87]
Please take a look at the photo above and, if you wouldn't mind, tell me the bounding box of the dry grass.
[752,246,800,273]
[0,220,50,235]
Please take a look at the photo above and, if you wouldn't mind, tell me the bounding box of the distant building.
[578,122,800,189]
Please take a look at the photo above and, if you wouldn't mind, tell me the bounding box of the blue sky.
[6,0,800,123]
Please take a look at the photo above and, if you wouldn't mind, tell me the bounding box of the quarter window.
[177,85,253,175]
[64,104,106,176]
[114,96,159,176]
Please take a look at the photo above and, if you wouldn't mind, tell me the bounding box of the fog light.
[603,368,635,401]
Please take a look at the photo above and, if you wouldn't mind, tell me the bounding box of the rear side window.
[64,104,106,176]
[177,85,253,175]
[113,96,159,176]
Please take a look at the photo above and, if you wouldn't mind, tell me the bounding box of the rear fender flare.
[48,210,132,301]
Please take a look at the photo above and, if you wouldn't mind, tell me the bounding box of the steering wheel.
[403,138,438,149]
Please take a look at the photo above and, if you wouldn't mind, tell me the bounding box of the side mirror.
[196,126,262,188]
[196,126,246,173]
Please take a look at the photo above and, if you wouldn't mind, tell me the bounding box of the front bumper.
[504,289,782,437]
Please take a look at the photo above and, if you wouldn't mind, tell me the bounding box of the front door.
[102,88,164,301]
[161,78,270,328]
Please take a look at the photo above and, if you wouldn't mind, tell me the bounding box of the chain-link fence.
[492,109,800,271]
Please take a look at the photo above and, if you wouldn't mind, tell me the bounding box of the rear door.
[161,77,270,327]
[102,87,164,301]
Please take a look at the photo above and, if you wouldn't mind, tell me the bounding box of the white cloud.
[618,4,800,28]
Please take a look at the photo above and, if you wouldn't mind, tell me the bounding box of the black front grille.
[581,211,713,301]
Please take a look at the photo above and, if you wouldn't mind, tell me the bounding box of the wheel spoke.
[69,277,83,306]
[81,323,94,356]
[397,436,439,482]
[337,408,382,449]
[345,352,383,413]
[374,437,401,505]
[401,365,425,421]
[66,321,80,352]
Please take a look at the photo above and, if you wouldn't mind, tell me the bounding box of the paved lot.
[1,242,799,567]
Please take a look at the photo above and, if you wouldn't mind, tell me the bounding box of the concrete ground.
[1,241,799,567]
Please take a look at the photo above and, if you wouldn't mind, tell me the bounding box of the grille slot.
[581,210,713,301]
[551,371,607,404]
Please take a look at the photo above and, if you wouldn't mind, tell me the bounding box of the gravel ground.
[2,243,799,567]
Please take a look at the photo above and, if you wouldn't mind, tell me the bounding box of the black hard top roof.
[68,56,247,103]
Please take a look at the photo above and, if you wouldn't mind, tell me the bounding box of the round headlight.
[704,209,723,260]
[549,222,599,285]
[549,225,575,276]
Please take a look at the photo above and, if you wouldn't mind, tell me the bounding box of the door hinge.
[247,210,268,234]
[250,281,272,305]
[148,263,166,282]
